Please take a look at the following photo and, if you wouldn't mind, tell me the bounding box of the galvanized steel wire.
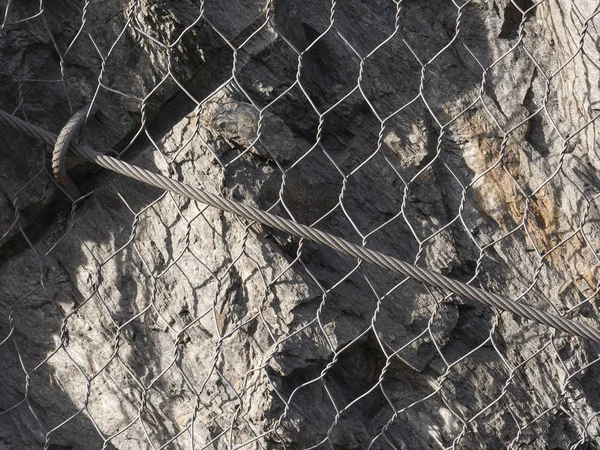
[2,107,599,343]
[4,2,600,448]
[51,104,99,199]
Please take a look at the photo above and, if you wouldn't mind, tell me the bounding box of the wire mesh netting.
[1,0,600,449]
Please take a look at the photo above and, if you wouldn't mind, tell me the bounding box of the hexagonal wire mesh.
[1,0,600,449]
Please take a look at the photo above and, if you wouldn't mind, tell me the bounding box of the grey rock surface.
[1,1,600,449]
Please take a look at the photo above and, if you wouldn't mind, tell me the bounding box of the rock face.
[1,1,600,449]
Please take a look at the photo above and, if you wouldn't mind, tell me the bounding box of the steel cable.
[2,108,600,342]
[51,104,99,199]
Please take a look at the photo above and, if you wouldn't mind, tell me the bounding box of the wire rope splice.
[51,103,99,199]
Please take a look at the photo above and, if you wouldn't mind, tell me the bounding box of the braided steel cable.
[2,108,600,342]
[51,104,99,198]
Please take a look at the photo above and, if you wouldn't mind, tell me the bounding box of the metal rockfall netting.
[1,0,600,449]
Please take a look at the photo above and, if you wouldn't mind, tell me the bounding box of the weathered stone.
[1,1,600,449]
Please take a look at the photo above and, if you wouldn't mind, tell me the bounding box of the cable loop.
[51,104,99,199]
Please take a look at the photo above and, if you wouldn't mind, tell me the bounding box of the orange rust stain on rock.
[460,112,599,297]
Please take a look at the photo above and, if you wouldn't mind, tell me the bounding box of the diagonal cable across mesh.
[1,107,599,343]
[2,1,600,449]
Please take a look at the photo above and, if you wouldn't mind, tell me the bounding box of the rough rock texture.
[1,1,600,449]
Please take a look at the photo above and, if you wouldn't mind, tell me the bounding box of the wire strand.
[2,107,599,342]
